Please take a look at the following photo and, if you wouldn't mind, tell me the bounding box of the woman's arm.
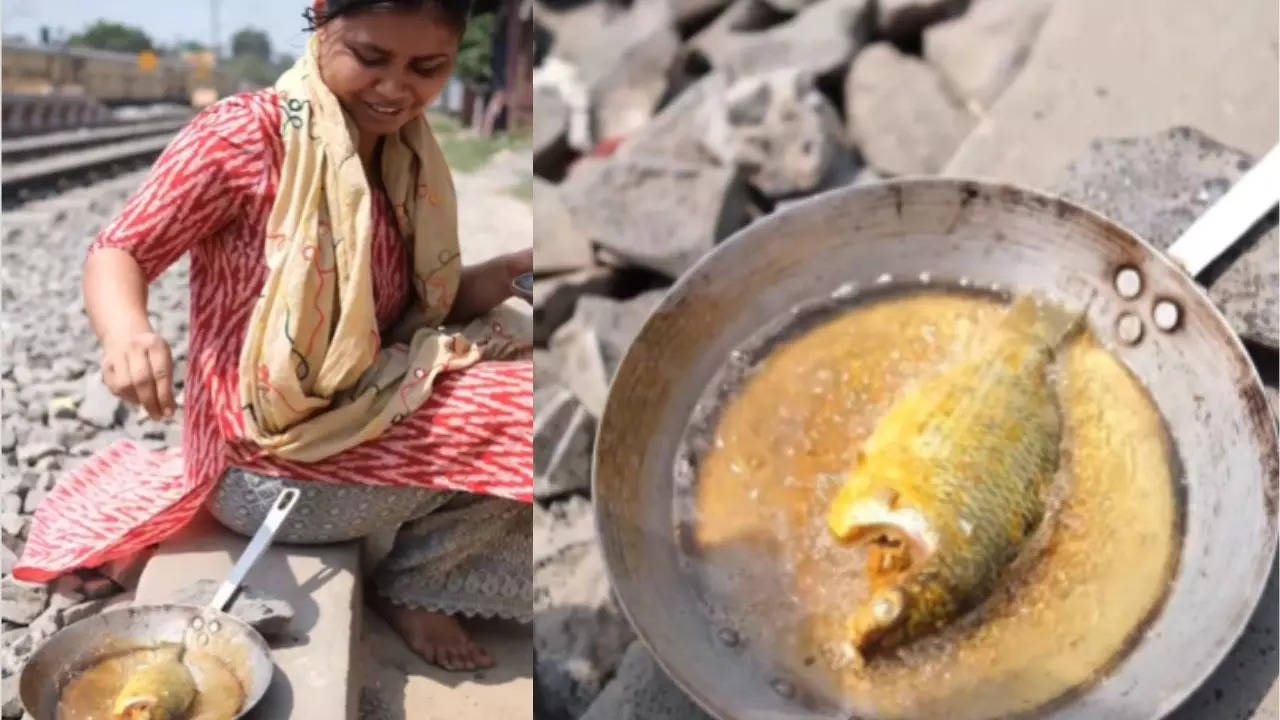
[444,247,532,324]
[84,248,177,420]
[85,97,263,419]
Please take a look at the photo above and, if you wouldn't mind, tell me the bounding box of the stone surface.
[76,372,122,429]
[534,387,595,500]
[135,510,360,720]
[2,672,20,719]
[533,267,617,346]
[534,85,572,181]
[875,0,966,41]
[58,597,108,627]
[1167,561,1279,720]
[845,43,976,175]
[589,0,682,143]
[534,497,636,720]
[1,579,47,626]
[616,73,729,166]
[944,0,1278,191]
[171,578,296,640]
[1053,127,1278,348]
[580,641,714,720]
[701,69,852,198]
[687,0,873,80]
[533,179,596,276]
[541,0,681,146]
[923,0,1053,111]
[549,290,665,416]
[559,157,748,278]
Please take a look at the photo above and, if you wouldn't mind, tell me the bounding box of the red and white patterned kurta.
[14,89,533,583]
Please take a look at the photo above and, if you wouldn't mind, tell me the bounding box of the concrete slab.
[358,607,532,720]
[944,0,1278,190]
[134,509,362,720]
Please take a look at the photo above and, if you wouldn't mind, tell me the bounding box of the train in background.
[2,40,236,135]
[2,40,235,105]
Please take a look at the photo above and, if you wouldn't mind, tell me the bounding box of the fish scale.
[827,296,1079,655]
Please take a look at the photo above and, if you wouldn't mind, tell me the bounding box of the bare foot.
[374,595,495,672]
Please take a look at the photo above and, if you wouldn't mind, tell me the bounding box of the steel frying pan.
[20,489,301,719]
[594,147,1279,719]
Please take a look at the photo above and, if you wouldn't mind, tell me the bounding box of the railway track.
[1,116,190,208]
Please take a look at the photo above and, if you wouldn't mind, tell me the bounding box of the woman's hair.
[304,0,473,37]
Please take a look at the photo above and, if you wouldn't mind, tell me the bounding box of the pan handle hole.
[1153,299,1181,331]
[1114,267,1143,299]
[1115,312,1144,345]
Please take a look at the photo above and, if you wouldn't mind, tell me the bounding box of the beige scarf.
[238,36,527,463]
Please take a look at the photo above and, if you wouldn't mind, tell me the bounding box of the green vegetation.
[67,20,154,53]
[455,13,496,86]
[430,112,531,173]
[221,27,295,90]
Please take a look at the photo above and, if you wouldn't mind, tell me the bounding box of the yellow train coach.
[1,41,231,107]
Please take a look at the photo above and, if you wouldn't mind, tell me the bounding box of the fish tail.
[1000,295,1082,350]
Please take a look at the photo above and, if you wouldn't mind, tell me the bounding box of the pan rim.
[592,175,1279,720]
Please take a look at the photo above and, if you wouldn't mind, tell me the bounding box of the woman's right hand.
[101,330,177,421]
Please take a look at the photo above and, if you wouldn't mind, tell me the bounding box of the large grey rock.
[2,579,47,626]
[923,0,1053,112]
[1,673,20,718]
[580,641,715,720]
[58,598,108,628]
[560,157,748,279]
[534,497,636,719]
[76,372,122,429]
[534,387,595,500]
[701,69,852,198]
[533,179,595,276]
[541,0,681,146]
[534,85,571,180]
[533,267,617,346]
[943,0,1277,190]
[845,43,975,175]
[171,579,295,640]
[589,2,681,143]
[688,0,873,80]
[616,73,729,166]
[875,0,966,41]
[1053,127,1279,348]
[1,627,34,681]
[549,290,666,415]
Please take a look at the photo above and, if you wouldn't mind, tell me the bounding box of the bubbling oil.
[57,644,245,720]
[681,290,1179,719]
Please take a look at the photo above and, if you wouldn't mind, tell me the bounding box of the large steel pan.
[20,489,300,719]
[594,153,1279,719]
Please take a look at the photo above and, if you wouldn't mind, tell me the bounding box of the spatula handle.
[209,488,301,612]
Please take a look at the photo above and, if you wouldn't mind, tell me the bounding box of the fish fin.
[1000,295,1082,349]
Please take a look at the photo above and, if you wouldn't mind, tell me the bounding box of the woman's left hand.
[502,248,532,280]
[445,247,535,324]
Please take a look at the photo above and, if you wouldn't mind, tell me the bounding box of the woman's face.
[315,7,460,136]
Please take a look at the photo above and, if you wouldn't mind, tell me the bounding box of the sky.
[2,0,312,58]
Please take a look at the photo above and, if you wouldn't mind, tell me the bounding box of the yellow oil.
[690,291,1179,719]
[57,644,245,720]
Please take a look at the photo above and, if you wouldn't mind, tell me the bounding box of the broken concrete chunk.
[580,641,715,720]
[560,157,748,279]
[2,578,48,626]
[690,0,872,79]
[171,579,295,640]
[1054,127,1278,348]
[845,43,975,175]
[923,0,1053,111]
[701,69,852,198]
